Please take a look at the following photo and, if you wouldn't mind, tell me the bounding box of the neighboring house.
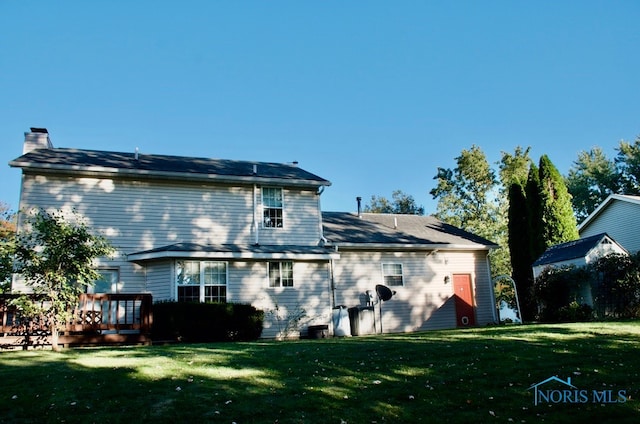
[532,233,627,305]
[578,194,640,253]
[9,128,498,338]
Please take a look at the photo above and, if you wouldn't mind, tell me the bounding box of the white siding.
[230,260,332,339]
[146,260,173,301]
[17,173,323,296]
[580,200,640,253]
[332,249,496,334]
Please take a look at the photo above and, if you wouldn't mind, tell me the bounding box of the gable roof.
[532,233,623,267]
[578,194,640,232]
[9,147,331,188]
[322,212,498,250]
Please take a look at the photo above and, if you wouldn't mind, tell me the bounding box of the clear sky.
[1,1,639,215]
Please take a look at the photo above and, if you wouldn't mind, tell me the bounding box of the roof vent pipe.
[253,164,257,174]
[135,147,139,160]
[356,196,362,218]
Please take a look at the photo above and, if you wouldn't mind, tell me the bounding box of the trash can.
[349,306,376,336]
[332,305,351,336]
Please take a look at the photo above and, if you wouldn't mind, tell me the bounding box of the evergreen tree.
[538,155,579,248]
[507,181,536,321]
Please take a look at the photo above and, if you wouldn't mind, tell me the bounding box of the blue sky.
[1,1,639,215]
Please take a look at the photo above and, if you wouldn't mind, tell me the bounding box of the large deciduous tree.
[13,209,114,350]
[364,190,425,215]
[431,145,499,237]
[431,145,510,277]
[0,203,17,293]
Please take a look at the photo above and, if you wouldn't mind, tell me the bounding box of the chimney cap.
[30,127,48,134]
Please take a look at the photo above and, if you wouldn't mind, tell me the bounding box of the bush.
[533,265,594,322]
[557,301,593,323]
[591,252,640,319]
[151,302,264,342]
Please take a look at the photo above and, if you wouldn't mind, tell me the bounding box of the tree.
[0,203,17,293]
[13,209,114,350]
[430,145,499,237]
[565,147,620,221]
[616,136,640,194]
[507,181,537,321]
[538,155,579,248]
[430,145,511,277]
[364,190,425,215]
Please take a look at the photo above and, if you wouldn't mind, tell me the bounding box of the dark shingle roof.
[10,147,330,187]
[322,212,498,248]
[532,233,613,267]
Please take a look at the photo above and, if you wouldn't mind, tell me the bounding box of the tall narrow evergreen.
[507,181,536,321]
[538,155,579,247]
[525,163,545,262]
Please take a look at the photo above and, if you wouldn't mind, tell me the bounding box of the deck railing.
[0,293,153,349]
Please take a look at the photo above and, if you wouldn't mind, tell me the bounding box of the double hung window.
[382,263,404,286]
[262,187,283,228]
[268,261,294,287]
[176,261,227,302]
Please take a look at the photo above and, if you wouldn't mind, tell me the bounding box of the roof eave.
[325,242,496,251]
[10,161,331,188]
[127,250,340,262]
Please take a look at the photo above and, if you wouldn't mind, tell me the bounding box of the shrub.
[151,302,264,342]
[533,265,594,322]
[591,252,640,319]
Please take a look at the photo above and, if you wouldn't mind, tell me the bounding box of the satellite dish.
[375,284,394,302]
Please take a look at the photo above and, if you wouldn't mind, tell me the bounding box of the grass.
[1,322,639,423]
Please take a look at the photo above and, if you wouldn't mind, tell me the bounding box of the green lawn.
[1,322,639,423]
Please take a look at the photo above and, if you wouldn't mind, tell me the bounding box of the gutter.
[10,161,332,189]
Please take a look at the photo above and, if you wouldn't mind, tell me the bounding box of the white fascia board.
[327,243,494,251]
[12,162,330,188]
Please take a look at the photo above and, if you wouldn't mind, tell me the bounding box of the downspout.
[486,254,498,324]
[253,183,259,245]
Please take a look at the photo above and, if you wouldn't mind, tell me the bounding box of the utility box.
[348,306,376,336]
[332,305,351,336]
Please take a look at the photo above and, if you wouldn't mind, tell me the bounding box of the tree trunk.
[50,323,61,352]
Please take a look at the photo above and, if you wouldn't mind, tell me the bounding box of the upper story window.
[382,263,404,286]
[262,187,283,228]
[176,260,227,303]
[268,261,294,288]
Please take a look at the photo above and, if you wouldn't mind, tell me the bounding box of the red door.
[453,274,475,327]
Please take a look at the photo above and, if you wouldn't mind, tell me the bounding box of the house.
[578,194,640,253]
[532,233,627,305]
[9,128,498,338]
[322,212,498,331]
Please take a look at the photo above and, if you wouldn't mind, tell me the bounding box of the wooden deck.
[0,293,153,349]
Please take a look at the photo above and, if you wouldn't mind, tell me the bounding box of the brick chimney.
[23,127,53,154]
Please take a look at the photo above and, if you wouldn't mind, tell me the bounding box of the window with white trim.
[382,263,404,286]
[88,269,119,293]
[176,260,227,302]
[268,261,294,287]
[262,187,283,228]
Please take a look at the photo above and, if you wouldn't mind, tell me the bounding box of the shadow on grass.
[1,323,639,423]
